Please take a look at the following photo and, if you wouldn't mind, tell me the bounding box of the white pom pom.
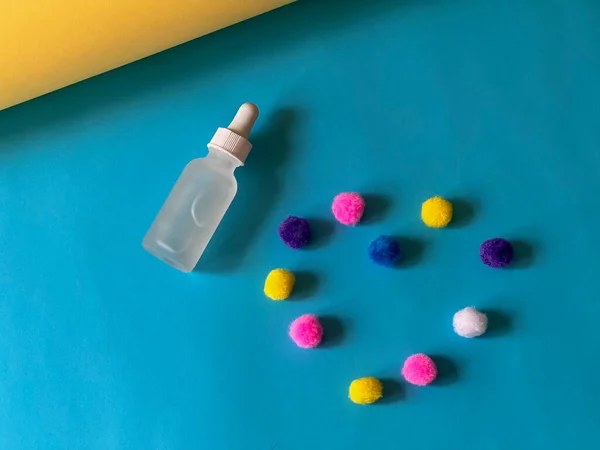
[453,307,488,338]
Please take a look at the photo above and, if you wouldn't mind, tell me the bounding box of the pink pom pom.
[289,314,323,349]
[332,192,365,226]
[402,354,438,386]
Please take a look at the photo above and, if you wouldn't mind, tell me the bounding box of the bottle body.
[143,150,239,272]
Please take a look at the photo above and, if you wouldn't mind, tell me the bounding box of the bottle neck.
[206,149,242,172]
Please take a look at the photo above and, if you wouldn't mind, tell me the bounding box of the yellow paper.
[0,0,294,110]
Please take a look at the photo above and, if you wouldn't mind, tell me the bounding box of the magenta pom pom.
[402,354,438,386]
[289,314,323,349]
[332,192,365,226]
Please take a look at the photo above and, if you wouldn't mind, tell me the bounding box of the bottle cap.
[208,103,259,165]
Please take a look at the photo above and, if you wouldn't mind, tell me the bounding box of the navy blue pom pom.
[368,235,401,267]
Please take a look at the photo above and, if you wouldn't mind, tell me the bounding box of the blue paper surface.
[1,1,599,449]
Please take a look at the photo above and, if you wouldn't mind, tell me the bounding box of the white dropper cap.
[208,103,259,165]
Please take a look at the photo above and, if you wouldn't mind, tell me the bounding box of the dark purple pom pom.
[278,216,311,249]
[480,238,514,268]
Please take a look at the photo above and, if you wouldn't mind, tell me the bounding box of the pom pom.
[264,269,295,300]
[348,377,383,404]
[421,196,453,228]
[332,192,365,226]
[480,238,513,268]
[278,216,311,249]
[402,354,437,386]
[289,314,323,348]
[368,235,401,267]
[453,307,488,338]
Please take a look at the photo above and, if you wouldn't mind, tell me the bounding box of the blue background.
[1,0,599,449]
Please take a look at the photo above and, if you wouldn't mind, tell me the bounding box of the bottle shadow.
[194,108,299,273]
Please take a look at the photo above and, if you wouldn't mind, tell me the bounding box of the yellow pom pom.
[349,377,383,404]
[421,196,453,228]
[264,269,295,301]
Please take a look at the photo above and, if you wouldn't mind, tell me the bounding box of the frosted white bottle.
[143,103,259,272]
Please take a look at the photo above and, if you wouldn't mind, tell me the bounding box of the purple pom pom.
[278,216,311,249]
[480,238,513,268]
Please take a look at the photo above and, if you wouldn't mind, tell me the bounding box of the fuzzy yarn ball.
[289,314,323,348]
[453,307,488,338]
[480,238,513,268]
[349,377,383,405]
[332,192,365,226]
[368,235,401,267]
[278,216,311,249]
[421,196,453,228]
[264,269,295,301]
[402,354,438,386]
